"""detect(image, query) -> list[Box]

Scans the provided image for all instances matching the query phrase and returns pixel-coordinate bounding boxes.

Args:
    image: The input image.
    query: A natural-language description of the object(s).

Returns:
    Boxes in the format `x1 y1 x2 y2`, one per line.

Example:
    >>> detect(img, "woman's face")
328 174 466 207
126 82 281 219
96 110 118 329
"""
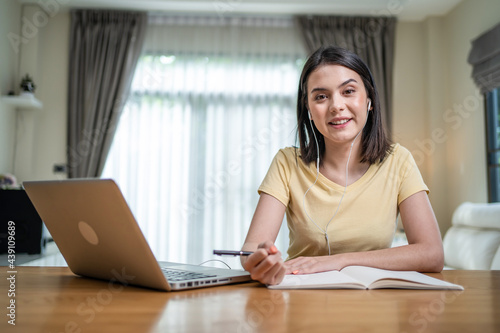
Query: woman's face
306 64 371 147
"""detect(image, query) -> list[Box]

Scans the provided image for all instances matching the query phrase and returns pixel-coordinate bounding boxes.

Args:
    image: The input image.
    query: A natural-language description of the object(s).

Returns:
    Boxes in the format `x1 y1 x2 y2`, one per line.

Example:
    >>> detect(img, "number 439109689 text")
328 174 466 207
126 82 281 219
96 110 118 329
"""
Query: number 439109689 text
7 221 16 269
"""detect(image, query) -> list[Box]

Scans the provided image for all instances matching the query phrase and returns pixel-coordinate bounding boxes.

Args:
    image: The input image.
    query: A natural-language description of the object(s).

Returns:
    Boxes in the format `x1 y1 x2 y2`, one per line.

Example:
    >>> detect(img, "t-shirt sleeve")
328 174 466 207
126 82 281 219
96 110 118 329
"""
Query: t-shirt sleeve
397 146 429 205
258 149 292 207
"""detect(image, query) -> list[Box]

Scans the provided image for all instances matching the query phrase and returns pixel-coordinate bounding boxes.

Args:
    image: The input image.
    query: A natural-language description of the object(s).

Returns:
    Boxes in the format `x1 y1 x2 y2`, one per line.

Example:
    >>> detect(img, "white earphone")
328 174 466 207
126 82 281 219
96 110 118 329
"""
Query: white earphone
303 98 372 255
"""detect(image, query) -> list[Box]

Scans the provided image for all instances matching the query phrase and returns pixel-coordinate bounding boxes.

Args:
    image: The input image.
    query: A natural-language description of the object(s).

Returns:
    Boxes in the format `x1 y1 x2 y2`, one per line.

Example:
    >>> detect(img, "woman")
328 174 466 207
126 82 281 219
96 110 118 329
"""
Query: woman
241 46 444 285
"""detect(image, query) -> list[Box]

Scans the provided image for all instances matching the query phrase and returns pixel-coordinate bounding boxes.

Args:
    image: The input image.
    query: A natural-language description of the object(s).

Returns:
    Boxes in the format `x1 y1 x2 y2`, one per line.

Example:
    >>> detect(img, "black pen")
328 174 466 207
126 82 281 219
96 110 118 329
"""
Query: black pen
213 250 254 256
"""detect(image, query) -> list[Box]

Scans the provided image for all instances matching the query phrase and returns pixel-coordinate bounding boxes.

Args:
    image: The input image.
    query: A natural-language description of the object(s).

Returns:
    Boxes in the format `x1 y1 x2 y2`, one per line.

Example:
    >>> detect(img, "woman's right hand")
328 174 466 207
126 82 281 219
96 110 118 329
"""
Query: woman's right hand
242 241 285 285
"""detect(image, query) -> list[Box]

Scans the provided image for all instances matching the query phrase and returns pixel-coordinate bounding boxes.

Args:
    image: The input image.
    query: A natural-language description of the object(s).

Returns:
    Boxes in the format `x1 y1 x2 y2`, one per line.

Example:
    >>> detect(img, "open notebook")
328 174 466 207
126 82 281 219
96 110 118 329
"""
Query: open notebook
268 266 464 290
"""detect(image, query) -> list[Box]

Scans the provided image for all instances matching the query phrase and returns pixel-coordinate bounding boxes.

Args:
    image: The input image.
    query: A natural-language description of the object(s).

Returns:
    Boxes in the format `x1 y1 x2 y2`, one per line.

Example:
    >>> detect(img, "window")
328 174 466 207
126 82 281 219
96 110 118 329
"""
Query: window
102 17 305 265
467 23 500 201
486 87 500 202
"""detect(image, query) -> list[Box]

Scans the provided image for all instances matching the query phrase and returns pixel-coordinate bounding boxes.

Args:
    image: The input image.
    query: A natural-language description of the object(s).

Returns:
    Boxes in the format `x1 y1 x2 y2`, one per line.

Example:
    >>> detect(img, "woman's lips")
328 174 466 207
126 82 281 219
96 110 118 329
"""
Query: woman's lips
328 118 351 128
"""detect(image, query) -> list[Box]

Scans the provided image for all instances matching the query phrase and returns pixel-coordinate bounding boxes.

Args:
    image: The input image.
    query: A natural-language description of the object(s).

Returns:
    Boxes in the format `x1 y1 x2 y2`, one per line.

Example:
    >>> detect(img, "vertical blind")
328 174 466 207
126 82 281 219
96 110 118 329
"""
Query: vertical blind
467 22 500 94
102 15 305 266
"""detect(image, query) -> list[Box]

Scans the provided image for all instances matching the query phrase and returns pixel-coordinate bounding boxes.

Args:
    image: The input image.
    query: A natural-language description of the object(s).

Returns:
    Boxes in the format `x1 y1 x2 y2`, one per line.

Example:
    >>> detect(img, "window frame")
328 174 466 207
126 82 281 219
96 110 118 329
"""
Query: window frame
485 87 500 202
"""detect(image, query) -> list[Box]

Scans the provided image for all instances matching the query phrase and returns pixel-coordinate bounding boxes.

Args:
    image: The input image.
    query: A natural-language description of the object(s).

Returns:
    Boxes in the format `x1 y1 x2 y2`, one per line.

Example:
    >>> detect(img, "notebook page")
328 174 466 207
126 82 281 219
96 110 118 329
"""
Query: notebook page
268 270 365 289
341 266 463 289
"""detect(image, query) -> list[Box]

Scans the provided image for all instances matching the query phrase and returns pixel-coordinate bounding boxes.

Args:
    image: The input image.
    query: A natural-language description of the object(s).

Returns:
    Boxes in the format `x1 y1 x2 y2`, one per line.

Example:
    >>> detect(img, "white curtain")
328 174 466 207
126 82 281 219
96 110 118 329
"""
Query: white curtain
102 15 305 267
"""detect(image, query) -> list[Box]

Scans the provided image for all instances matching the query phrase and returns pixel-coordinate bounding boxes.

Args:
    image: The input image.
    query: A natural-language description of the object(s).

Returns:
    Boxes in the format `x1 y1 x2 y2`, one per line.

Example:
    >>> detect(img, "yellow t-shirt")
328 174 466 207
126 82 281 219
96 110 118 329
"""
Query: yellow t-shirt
258 144 428 260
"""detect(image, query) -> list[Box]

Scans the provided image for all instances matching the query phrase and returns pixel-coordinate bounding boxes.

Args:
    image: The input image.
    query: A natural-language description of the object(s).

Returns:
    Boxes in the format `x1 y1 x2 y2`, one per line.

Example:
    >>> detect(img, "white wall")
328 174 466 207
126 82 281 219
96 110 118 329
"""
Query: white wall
0 0 21 176
30 8 69 181
2 4 70 183
393 18 450 235
443 0 500 219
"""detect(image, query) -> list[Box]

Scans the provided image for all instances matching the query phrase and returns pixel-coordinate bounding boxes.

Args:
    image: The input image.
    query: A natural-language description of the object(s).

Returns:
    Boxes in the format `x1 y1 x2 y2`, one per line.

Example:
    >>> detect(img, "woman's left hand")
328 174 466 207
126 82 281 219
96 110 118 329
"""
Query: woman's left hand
284 255 344 275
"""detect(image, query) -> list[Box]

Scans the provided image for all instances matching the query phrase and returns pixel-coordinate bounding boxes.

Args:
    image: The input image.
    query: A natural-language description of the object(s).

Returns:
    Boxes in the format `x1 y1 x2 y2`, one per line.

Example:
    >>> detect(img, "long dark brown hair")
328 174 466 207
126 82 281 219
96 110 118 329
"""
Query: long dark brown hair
297 46 391 165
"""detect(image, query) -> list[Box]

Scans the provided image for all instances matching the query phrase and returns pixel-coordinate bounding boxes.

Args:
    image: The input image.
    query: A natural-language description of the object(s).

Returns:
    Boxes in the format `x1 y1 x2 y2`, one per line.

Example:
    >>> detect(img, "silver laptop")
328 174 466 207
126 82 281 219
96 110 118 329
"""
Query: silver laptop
23 179 251 291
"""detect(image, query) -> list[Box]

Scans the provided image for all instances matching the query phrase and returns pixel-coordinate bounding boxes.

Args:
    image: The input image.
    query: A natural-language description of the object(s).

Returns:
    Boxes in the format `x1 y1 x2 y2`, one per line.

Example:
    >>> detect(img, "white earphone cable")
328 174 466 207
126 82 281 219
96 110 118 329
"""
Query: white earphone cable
303 101 370 255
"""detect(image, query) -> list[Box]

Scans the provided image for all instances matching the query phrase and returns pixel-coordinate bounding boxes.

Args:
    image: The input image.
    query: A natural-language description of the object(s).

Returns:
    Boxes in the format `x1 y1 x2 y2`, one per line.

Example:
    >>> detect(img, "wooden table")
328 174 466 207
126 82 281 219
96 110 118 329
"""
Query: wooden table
1 267 499 332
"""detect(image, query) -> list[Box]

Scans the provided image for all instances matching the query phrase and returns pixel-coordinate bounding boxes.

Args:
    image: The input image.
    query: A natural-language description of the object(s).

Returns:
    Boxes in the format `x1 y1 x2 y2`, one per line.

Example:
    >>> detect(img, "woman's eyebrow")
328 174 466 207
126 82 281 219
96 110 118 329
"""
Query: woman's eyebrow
310 79 358 94
337 78 357 89
310 87 328 94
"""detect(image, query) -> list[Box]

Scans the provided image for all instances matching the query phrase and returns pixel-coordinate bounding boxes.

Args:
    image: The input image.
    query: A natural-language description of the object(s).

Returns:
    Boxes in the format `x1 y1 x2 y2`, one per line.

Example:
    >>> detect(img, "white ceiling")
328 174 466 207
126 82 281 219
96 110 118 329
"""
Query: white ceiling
24 0 464 21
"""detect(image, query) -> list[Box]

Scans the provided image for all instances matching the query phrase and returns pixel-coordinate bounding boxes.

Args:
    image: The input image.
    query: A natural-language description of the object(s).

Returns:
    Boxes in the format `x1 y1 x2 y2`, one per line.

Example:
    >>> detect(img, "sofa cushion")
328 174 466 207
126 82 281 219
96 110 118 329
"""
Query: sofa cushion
491 247 500 270
443 226 500 269
452 202 500 229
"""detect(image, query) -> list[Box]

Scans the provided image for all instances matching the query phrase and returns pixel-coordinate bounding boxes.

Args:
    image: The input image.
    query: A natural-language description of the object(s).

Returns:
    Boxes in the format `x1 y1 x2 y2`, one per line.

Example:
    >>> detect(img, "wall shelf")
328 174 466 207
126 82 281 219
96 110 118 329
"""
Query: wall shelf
2 95 43 110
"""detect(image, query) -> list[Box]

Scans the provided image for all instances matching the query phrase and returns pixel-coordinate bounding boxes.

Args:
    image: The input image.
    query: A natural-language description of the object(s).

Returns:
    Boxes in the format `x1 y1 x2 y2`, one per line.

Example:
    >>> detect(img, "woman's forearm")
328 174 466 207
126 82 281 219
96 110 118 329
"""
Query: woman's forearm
334 243 444 272
285 242 444 275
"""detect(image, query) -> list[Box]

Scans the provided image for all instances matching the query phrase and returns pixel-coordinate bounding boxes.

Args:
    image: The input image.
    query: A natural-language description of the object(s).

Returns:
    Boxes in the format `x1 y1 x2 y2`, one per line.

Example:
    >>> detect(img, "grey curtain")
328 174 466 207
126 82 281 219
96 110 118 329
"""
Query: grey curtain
468 22 500 94
67 10 147 178
295 16 396 133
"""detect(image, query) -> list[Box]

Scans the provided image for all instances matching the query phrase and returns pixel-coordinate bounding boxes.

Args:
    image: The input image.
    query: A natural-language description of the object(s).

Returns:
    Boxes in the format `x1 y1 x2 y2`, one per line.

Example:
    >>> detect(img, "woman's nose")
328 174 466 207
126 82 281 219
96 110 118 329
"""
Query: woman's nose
329 95 346 113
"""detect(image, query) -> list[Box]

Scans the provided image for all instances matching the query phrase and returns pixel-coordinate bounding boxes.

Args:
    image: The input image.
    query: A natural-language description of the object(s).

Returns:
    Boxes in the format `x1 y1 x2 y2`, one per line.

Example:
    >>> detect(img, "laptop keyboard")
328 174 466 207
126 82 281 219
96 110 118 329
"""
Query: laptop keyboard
161 267 217 282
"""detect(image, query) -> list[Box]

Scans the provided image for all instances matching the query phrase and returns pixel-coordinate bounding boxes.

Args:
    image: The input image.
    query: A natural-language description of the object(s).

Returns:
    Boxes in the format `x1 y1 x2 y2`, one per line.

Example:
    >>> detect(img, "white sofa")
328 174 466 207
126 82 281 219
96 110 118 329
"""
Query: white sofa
443 202 500 270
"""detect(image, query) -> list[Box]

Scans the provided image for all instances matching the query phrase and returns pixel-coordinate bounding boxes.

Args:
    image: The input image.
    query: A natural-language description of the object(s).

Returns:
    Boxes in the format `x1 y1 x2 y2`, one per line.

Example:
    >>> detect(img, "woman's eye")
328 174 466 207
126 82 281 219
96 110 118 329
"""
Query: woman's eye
315 94 327 100
344 89 355 95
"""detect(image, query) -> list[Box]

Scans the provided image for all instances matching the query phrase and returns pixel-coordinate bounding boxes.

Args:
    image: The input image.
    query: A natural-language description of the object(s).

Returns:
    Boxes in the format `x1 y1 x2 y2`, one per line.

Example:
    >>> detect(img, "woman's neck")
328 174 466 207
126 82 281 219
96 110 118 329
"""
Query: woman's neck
319 140 369 186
